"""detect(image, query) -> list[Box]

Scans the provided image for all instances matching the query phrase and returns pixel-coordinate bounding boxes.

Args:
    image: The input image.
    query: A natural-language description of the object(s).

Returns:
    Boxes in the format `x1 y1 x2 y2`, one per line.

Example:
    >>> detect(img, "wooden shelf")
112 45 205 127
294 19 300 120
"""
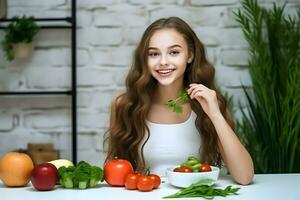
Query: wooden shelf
0 0 78 163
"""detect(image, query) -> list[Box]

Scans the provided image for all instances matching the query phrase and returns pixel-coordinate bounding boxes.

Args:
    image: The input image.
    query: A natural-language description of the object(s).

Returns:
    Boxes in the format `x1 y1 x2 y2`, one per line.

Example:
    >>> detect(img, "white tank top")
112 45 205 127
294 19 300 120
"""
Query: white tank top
143 111 201 177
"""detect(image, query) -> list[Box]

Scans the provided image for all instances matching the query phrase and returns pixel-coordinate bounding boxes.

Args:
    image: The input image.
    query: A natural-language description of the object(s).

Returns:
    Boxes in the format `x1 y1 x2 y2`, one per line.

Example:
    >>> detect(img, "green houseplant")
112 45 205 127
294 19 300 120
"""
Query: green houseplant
1 15 40 61
235 0 300 173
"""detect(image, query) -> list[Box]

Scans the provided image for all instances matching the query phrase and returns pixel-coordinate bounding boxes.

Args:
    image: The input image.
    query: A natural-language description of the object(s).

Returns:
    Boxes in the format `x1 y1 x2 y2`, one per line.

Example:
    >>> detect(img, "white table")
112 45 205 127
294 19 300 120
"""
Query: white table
0 174 299 200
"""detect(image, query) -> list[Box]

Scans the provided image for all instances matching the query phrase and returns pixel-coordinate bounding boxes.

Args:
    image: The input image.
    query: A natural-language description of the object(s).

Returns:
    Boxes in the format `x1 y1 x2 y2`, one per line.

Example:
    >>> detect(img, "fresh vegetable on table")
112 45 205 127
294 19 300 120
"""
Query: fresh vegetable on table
58 161 104 189
201 163 212 172
0 151 34 187
174 156 212 173
125 169 161 192
137 174 154 192
104 157 134 186
149 173 161 189
173 166 193 173
48 159 74 169
163 179 240 199
125 173 140 190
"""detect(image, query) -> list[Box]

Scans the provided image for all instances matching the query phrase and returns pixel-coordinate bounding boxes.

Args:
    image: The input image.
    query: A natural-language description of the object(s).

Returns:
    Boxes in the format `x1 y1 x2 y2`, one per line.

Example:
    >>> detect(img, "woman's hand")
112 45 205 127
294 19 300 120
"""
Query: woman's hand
187 83 221 119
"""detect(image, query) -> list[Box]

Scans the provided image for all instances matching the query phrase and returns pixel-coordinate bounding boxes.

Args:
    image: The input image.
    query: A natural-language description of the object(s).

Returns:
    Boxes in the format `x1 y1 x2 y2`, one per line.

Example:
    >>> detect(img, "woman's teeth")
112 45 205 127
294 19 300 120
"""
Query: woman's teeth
157 69 175 75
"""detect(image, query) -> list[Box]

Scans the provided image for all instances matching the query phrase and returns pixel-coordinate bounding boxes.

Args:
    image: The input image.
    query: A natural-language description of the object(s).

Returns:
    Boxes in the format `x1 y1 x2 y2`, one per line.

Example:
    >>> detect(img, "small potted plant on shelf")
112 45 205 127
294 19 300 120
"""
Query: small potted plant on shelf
1 15 40 61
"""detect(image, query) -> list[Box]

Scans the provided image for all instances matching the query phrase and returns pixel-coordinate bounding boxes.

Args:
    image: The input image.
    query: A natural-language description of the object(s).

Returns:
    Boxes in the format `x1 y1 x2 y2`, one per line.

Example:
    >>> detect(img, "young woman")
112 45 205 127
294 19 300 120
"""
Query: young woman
104 17 254 185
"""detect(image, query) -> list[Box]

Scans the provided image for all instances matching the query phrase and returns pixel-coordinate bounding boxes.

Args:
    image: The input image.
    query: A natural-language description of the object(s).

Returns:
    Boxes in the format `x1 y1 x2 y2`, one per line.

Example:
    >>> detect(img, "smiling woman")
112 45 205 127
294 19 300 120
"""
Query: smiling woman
104 17 254 185
147 29 193 86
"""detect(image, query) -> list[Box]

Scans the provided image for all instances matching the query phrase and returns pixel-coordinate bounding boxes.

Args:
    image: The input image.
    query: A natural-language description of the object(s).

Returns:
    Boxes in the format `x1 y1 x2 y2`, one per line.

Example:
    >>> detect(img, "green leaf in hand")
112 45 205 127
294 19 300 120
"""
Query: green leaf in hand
165 91 189 113
178 91 189 101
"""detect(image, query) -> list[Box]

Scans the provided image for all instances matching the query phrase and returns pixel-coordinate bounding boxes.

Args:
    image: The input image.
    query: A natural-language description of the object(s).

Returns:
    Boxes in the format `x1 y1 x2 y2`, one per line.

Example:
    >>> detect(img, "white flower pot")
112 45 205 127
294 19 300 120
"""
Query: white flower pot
13 42 35 59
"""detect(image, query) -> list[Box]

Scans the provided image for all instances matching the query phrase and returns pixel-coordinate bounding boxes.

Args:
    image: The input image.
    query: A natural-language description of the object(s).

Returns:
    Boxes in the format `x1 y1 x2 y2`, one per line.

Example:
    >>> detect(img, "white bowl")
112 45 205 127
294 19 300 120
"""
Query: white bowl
166 166 220 188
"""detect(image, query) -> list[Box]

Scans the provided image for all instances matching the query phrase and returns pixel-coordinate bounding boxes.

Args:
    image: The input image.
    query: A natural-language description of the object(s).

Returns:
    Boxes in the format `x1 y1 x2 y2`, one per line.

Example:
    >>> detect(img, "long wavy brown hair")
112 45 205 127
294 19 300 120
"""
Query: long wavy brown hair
104 17 235 171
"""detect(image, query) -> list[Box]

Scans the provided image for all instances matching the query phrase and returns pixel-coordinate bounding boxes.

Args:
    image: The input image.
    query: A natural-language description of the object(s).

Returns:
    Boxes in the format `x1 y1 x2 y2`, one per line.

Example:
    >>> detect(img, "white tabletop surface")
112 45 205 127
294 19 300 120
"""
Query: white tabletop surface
0 174 299 200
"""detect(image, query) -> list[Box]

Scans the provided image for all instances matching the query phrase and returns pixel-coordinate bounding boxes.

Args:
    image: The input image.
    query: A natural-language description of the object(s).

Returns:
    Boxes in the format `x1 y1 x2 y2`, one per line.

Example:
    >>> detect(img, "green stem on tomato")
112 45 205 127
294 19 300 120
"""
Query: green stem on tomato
143 168 150 176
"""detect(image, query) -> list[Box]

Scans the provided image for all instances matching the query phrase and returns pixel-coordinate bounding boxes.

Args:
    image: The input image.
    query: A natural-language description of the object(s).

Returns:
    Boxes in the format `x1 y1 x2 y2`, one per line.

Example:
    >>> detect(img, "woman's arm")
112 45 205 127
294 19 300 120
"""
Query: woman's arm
187 83 254 185
211 113 254 185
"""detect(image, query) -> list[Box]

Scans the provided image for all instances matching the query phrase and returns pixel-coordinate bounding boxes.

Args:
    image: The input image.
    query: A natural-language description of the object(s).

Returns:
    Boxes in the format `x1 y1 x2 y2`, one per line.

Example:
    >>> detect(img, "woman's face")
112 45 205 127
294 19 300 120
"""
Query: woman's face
147 28 193 87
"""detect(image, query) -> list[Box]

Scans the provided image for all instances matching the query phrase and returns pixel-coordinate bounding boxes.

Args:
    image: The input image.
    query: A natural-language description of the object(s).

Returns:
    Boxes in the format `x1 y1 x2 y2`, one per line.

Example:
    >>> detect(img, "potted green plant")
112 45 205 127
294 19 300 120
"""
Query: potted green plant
235 0 300 173
1 15 40 61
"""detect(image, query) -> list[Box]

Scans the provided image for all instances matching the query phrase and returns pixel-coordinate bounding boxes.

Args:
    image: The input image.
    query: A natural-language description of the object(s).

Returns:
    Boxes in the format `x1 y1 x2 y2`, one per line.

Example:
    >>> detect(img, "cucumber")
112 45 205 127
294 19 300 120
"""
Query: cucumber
186 159 199 166
187 156 199 162
191 163 202 171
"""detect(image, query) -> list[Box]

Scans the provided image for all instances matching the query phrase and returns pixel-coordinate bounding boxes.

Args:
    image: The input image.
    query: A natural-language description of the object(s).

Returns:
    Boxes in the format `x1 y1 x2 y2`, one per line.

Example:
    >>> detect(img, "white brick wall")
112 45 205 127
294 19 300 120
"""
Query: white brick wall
0 111 14 131
0 0 298 165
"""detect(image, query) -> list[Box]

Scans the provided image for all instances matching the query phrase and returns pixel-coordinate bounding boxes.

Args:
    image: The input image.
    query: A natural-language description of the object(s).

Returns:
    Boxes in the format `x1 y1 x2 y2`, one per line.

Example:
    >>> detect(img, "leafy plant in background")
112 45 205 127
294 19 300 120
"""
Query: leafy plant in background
1 15 39 61
235 0 300 173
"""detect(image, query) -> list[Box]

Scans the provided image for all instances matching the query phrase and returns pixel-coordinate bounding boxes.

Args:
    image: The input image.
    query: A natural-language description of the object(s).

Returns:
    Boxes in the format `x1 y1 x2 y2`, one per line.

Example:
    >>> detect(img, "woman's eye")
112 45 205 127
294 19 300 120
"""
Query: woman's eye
148 52 160 57
170 50 180 56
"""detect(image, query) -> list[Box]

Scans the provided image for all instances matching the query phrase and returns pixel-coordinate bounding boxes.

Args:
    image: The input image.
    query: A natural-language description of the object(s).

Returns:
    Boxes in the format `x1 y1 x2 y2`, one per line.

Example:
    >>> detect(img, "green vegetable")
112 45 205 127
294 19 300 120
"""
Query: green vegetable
58 161 104 189
186 159 199 166
90 166 104 187
180 156 202 172
163 179 240 199
188 156 200 162
165 91 189 113
191 163 202 172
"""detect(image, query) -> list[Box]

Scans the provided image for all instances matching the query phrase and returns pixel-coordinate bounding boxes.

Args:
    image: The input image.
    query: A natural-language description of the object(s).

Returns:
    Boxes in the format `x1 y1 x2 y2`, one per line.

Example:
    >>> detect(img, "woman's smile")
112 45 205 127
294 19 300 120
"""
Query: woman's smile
156 68 176 76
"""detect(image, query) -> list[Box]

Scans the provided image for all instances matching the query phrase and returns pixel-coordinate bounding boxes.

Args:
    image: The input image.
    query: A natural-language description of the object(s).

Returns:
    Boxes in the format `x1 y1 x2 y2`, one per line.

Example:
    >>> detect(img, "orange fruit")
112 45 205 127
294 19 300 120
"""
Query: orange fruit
0 152 34 187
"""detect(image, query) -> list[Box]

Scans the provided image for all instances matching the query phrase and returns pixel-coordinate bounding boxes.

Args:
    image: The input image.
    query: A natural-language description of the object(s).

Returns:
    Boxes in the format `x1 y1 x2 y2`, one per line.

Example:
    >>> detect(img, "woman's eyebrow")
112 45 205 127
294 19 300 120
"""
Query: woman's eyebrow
168 44 182 49
148 47 158 50
148 44 182 50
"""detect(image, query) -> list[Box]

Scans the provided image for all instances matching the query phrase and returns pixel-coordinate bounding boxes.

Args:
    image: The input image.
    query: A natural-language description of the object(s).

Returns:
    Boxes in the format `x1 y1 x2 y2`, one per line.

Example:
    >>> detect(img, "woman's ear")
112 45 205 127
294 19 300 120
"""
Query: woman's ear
187 51 194 64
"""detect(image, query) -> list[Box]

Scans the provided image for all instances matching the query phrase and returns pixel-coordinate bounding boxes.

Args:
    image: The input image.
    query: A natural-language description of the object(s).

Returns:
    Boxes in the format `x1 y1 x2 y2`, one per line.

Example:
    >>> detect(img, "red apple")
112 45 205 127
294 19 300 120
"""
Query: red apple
31 163 58 191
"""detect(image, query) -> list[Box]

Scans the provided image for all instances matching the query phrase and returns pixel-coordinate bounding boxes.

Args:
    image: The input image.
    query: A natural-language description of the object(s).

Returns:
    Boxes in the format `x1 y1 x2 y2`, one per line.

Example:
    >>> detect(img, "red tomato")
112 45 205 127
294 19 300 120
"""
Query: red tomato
137 175 153 192
30 163 58 191
148 174 161 189
173 166 193 173
201 163 212 172
124 173 140 190
134 171 142 175
104 158 134 186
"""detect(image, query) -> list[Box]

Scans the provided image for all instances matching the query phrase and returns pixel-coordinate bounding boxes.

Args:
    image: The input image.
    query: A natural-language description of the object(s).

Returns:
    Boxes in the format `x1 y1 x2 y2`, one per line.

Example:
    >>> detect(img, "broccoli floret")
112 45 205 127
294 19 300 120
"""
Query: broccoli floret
73 161 91 188
58 161 103 189
58 166 76 188
76 173 90 189
61 172 74 188
90 166 104 187
76 161 91 170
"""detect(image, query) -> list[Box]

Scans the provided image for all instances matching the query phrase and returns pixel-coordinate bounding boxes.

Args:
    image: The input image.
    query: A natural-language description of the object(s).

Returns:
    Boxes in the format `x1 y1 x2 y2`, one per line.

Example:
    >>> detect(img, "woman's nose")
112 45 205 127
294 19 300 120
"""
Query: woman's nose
160 54 169 66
